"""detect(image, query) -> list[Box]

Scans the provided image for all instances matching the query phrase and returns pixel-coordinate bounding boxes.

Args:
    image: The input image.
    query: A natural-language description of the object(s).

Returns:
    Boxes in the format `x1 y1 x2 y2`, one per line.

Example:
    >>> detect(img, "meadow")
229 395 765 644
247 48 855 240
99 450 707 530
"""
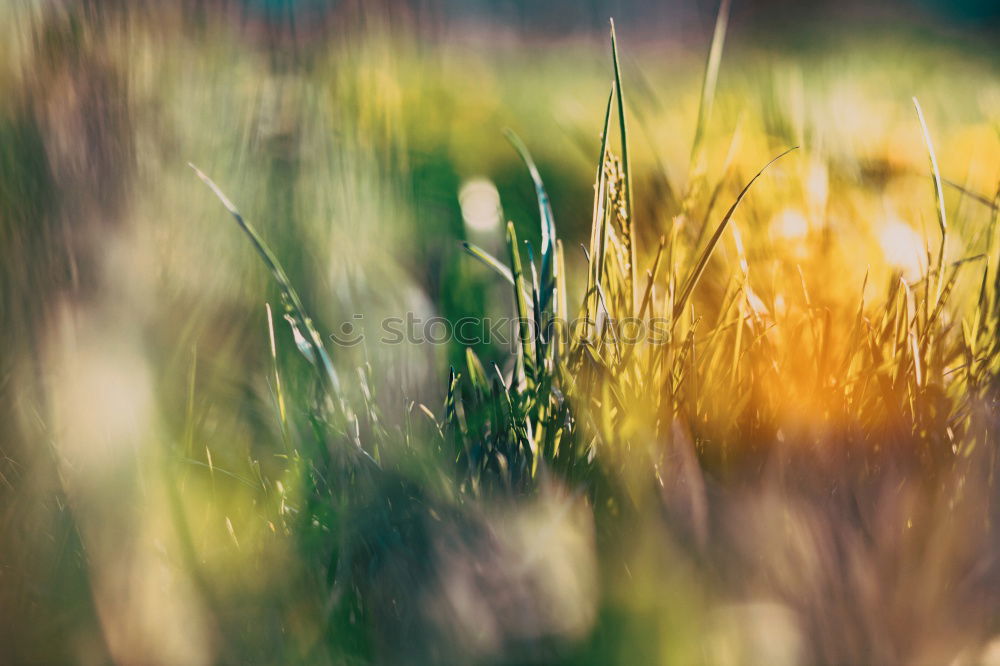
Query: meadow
1 2 999 664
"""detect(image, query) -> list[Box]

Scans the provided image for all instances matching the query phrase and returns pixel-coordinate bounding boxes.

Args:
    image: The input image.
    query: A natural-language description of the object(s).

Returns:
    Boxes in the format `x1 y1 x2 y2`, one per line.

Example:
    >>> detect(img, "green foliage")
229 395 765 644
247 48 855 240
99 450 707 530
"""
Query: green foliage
192 14 1000 666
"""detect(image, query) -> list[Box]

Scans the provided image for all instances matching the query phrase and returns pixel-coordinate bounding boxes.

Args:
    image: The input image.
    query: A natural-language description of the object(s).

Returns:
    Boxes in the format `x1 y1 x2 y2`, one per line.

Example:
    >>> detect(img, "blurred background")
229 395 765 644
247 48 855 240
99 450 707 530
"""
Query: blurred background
0 0 997 664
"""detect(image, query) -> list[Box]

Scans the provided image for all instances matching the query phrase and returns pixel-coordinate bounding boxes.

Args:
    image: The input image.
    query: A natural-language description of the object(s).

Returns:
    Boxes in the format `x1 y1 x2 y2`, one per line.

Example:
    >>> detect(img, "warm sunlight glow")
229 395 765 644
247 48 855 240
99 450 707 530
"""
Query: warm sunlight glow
460 178 502 233
805 159 828 218
879 217 927 281
775 208 809 240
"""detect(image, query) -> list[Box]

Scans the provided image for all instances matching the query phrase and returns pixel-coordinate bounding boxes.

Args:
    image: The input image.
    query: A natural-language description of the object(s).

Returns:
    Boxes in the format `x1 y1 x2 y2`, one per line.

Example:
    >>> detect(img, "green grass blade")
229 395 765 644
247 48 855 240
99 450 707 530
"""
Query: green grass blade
463 240 514 285
610 19 636 313
462 240 534 305
504 129 557 292
190 163 377 467
587 82 617 330
691 0 731 168
673 146 798 321
265 303 289 446
507 221 535 391
466 347 490 398
912 97 948 294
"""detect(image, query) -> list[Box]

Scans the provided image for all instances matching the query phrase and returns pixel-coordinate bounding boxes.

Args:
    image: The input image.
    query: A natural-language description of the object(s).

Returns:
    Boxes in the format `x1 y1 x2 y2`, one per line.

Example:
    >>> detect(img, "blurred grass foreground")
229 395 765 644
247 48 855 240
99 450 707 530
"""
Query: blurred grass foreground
1 1 999 664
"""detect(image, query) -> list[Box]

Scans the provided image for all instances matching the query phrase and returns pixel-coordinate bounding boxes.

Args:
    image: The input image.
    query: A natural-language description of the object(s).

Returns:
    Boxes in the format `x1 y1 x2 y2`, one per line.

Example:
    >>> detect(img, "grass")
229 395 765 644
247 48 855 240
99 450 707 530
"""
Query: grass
187 16 1000 665
2 2 1000 664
